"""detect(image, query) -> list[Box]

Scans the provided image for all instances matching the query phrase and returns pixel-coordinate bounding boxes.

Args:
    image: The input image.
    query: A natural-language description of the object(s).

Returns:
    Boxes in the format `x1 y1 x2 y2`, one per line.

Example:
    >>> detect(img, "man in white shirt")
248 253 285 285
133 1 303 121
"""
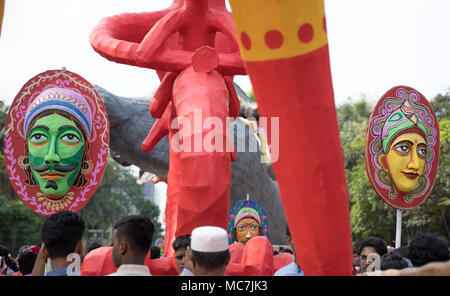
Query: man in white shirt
184 226 230 276
108 215 154 276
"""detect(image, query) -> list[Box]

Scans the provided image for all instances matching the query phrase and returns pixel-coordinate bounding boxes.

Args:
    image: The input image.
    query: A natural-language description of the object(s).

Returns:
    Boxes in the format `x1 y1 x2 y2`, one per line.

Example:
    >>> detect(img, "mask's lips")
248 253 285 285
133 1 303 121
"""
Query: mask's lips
402 171 419 179
39 172 66 180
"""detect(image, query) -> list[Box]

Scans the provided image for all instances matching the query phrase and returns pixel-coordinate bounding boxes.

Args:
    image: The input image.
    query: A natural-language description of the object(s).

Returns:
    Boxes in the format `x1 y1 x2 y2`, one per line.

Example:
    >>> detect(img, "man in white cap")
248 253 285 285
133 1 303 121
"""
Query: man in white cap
185 226 230 276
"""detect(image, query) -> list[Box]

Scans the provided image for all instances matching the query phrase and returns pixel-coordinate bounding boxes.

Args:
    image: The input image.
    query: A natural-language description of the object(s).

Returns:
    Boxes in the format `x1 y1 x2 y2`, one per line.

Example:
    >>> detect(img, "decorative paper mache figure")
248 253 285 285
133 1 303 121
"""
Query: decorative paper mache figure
365 86 439 209
4 69 109 215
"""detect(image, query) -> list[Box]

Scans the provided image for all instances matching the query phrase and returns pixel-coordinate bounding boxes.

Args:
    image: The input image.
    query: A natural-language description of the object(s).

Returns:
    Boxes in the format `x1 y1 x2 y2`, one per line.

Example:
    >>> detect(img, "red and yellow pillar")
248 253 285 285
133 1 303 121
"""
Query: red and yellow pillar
229 0 353 275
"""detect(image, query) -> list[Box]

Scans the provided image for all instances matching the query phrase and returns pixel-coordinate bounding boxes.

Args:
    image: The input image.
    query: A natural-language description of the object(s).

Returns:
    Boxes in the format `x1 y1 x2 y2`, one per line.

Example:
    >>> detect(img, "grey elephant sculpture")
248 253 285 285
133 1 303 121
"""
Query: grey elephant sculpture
95 83 287 245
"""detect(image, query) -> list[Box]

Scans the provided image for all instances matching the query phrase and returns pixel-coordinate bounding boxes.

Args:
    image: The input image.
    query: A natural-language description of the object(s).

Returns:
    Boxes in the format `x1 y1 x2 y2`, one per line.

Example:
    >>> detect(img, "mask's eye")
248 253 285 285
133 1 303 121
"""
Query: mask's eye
237 225 246 232
417 147 428 158
30 133 48 144
394 145 409 154
251 225 259 231
60 134 80 144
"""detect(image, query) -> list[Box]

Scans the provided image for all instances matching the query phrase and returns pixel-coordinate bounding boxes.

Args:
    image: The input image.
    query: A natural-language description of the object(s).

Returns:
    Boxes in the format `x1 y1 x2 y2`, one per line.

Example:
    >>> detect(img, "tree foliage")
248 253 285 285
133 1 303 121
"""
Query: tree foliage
338 94 450 246
78 157 163 244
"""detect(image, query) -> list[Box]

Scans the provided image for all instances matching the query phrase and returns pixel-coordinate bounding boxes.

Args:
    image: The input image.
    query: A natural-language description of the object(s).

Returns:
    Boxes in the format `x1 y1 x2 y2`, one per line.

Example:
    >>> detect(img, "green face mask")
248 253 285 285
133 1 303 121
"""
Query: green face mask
27 113 85 199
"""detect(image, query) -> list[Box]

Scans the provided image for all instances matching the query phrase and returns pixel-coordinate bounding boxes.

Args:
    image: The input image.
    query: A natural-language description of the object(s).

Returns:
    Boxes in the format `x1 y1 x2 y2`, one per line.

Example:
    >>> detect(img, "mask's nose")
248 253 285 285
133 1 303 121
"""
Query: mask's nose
44 138 61 164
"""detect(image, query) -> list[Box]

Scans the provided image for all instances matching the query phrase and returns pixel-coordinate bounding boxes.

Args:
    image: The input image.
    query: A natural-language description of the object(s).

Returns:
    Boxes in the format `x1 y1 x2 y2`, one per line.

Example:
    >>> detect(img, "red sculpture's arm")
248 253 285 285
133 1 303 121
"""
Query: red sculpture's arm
135 8 245 75
224 76 240 119
135 10 186 70
89 11 168 66
141 105 170 153
149 72 178 118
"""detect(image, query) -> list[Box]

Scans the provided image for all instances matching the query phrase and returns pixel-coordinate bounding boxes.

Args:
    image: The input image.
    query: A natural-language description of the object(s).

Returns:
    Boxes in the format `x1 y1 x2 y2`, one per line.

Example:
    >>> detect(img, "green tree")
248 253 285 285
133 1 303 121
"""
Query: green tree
78 157 163 244
0 195 45 255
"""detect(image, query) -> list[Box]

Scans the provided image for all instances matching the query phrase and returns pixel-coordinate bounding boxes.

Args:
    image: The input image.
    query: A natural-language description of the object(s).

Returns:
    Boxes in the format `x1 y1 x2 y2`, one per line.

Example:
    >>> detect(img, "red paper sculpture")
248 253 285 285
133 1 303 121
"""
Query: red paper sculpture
365 86 440 209
4 70 109 215
229 0 353 275
90 0 244 256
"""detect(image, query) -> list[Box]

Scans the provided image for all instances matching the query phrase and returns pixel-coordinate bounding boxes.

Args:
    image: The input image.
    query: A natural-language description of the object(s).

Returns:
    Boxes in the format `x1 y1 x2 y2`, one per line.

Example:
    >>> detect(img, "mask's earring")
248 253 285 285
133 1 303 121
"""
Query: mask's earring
81 159 93 175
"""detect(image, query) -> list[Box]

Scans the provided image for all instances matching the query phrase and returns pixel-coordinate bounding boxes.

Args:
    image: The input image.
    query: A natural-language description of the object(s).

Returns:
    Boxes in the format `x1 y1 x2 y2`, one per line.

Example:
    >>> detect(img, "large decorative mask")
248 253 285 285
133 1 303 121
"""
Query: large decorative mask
365 86 439 209
4 70 109 215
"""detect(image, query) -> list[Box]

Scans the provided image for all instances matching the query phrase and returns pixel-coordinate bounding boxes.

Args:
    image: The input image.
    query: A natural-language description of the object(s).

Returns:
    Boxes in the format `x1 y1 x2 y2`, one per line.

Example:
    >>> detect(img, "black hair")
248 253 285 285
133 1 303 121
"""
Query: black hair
394 246 410 258
85 241 102 255
191 249 230 268
172 235 191 251
0 245 19 272
41 210 85 258
380 252 408 270
150 246 161 259
18 252 38 275
114 215 154 255
409 233 449 267
358 237 388 257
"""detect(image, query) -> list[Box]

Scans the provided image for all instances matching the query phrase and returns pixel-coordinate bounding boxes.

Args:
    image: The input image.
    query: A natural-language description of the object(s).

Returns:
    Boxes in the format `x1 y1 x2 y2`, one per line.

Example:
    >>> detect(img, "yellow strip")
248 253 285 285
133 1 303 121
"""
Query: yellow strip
229 0 328 62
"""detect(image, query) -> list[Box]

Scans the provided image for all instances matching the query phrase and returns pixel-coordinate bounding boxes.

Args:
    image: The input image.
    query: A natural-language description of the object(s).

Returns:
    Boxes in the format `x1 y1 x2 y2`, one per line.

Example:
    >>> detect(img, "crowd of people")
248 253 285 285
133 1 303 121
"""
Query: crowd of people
0 210 449 276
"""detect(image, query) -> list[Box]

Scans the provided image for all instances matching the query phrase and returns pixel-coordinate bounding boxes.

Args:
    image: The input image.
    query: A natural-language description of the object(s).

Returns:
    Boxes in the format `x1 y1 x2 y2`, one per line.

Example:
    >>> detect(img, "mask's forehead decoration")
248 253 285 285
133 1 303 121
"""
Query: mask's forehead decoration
24 87 93 139
381 100 430 160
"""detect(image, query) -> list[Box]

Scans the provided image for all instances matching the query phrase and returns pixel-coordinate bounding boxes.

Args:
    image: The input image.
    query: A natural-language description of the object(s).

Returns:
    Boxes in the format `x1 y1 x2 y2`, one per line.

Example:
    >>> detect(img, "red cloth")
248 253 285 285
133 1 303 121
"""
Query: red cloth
144 251 178 276
273 252 295 271
81 246 117 276
11 271 23 276
81 246 179 276
229 242 244 264
240 236 274 276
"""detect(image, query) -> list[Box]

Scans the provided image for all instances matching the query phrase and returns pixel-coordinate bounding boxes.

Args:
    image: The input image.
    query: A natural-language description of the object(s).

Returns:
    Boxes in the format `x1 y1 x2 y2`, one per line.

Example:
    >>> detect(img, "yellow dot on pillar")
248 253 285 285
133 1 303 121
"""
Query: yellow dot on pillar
229 0 328 62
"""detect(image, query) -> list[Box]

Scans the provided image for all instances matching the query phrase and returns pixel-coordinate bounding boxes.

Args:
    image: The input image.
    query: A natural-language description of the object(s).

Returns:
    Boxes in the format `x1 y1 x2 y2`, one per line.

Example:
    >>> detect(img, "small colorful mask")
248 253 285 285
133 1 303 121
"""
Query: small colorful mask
228 199 269 245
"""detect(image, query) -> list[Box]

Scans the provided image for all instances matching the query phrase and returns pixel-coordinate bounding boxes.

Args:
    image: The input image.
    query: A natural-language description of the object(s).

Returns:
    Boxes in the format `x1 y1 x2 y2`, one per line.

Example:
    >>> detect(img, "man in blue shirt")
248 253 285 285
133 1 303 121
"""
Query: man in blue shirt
274 225 304 276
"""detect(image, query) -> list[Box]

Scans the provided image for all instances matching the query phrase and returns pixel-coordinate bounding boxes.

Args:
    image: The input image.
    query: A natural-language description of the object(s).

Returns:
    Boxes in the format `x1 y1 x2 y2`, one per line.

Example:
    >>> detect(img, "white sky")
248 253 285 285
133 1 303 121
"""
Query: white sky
1 0 450 107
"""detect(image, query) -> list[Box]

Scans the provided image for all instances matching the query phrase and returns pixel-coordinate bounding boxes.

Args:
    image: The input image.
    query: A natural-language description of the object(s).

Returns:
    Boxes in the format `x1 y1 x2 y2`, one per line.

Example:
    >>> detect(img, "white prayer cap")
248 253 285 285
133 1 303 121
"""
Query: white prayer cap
191 226 229 252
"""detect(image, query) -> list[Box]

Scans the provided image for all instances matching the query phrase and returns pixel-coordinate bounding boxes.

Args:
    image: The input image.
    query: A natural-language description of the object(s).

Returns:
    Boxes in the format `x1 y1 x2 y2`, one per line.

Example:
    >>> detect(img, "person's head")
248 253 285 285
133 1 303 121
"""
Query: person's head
172 234 191 273
380 251 409 271
358 237 388 273
18 251 38 275
22 88 93 200
233 207 261 246
150 246 161 259
284 225 296 259
394 246 410 258
408 233 449 267
377 101 432 198
188 226 230 276
112 215 154 268
84 241 102 256
0 245 18 273
41 210 85 259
